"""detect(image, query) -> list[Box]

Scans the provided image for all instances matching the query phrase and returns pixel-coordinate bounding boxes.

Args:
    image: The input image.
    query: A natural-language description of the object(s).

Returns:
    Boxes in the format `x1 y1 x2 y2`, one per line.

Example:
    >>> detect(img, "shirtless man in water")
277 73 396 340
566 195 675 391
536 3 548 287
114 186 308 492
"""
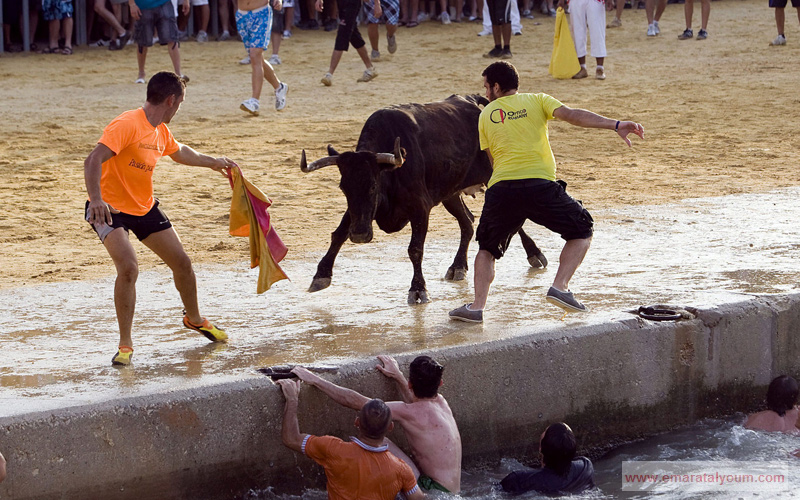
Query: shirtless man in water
292 355 462 493
745 375 800 434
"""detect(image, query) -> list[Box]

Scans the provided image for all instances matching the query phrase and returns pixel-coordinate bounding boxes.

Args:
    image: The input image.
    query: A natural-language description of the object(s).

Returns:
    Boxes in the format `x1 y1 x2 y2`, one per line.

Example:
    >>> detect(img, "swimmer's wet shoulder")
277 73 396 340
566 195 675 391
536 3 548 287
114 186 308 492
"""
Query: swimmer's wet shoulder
500 456 595 495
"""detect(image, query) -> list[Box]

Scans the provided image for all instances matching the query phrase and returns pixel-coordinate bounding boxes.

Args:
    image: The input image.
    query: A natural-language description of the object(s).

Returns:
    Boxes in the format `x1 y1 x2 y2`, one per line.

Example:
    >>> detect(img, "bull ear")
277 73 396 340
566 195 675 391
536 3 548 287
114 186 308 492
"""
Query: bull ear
327 144 340 156
301 149 340 172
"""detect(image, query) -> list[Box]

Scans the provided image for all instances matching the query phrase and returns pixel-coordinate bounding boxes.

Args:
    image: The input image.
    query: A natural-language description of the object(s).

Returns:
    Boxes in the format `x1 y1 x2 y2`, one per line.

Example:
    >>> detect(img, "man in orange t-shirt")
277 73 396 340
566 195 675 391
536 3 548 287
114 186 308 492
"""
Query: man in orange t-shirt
84 71 238 366
277 379 425 500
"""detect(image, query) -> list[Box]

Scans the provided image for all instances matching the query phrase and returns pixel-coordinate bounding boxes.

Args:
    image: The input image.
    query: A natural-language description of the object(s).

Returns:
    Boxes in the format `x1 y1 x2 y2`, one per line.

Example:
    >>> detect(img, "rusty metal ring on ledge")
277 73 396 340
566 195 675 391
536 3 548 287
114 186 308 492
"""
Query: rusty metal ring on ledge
638 306 682 321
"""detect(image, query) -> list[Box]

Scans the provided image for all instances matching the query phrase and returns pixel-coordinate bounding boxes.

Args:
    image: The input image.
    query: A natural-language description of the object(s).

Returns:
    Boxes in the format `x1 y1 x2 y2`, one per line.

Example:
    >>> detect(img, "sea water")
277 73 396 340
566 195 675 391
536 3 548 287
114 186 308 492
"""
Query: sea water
244 417 800 499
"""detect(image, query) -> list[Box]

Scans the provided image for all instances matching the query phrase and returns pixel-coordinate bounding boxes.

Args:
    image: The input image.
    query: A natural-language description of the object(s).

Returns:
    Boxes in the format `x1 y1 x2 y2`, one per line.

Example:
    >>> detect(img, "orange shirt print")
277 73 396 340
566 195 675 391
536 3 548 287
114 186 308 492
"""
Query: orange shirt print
95 108 180 216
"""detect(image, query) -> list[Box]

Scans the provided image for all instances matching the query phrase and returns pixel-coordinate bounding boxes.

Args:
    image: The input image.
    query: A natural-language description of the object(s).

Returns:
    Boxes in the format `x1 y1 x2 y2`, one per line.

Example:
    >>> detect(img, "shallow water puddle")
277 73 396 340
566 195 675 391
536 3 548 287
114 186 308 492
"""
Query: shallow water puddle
2 188 799 416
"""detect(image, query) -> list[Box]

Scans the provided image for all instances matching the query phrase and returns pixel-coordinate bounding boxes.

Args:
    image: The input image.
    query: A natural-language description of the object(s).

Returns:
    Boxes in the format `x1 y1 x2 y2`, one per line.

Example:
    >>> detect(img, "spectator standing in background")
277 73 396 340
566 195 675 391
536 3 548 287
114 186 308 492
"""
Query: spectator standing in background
318 0 379 85
217 0 235 39
237 0 289 114
482 0 514 58
42 0 74 54
479 0 522 38
558 0 607 79
268 0 294 65
677 0 709 39
363 0 398 61
645 0 667 36
2 0 40 52
769 0 800 45
130 0 190 83
94 0 131 50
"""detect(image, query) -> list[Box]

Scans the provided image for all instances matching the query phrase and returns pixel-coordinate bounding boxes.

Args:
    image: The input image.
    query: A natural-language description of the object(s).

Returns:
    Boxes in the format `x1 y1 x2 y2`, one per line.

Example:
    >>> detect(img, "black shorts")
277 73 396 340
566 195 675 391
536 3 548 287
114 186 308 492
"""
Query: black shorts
476 179 594 260
3 0 39 20
334 0 366 51
485 0 513 25
85 200 173 242
770 0 799 7
133 1 180 47
272 9 285 33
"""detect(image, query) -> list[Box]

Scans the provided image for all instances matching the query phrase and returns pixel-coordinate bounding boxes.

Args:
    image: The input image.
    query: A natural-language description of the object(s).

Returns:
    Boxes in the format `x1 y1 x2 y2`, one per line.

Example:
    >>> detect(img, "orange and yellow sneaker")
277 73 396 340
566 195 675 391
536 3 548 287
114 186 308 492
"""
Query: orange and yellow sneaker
112 346 134 366
183 314 228 342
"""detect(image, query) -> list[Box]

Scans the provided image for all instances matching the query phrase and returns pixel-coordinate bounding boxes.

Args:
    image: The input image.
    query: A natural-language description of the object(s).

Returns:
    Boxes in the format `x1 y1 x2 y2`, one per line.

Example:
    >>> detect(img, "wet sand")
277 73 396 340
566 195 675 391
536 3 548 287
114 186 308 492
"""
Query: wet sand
3 188 800 415
1 0 800 413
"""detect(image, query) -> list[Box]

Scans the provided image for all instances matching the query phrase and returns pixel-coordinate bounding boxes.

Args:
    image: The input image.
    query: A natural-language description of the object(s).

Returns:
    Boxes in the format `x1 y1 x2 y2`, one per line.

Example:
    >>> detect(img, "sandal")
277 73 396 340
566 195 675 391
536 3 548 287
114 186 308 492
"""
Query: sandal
62 46 73 55
41 47 62 54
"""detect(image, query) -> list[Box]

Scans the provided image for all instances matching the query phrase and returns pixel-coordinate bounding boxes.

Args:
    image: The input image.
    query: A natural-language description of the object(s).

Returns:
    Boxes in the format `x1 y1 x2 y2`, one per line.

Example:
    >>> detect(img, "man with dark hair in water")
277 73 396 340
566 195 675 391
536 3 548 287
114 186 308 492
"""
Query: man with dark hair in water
407 355 443 398
277 379 424 499
745 375 800 433
292 355 462 493
500 423 595 495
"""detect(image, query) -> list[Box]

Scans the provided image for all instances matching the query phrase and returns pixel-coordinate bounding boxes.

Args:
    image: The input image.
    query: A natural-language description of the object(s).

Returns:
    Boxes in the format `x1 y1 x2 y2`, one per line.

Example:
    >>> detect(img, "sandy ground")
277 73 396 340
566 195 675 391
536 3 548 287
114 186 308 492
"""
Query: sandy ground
1 0 799 290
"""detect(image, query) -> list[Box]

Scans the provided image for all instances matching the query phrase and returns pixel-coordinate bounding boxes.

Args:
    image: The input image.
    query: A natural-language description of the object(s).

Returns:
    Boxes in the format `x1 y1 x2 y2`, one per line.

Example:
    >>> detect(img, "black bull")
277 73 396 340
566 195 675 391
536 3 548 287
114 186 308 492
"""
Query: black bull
300 94 547 304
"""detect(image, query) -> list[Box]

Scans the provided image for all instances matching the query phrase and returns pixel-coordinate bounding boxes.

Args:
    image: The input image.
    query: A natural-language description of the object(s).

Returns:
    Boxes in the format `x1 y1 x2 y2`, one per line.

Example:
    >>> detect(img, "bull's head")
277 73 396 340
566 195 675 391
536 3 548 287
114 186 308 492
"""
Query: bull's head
301 138 405 244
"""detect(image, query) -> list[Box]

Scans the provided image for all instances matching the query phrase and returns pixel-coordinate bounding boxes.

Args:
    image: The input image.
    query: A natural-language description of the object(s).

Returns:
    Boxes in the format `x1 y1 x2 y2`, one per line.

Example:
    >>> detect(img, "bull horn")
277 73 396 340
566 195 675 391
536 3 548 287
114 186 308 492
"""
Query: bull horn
376 137 405 166
301 148 340 172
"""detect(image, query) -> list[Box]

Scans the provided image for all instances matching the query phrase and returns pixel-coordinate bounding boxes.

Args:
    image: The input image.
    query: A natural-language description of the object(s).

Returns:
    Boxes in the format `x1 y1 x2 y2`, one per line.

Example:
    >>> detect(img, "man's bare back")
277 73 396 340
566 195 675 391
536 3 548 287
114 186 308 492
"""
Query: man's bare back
745 407 800 434
292 355 463 492
385 393 462 492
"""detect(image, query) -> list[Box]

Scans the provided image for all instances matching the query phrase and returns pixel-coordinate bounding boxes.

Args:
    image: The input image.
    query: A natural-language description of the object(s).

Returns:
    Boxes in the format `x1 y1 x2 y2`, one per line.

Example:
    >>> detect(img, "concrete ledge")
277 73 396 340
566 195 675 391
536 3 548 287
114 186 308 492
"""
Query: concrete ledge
3 294 799 499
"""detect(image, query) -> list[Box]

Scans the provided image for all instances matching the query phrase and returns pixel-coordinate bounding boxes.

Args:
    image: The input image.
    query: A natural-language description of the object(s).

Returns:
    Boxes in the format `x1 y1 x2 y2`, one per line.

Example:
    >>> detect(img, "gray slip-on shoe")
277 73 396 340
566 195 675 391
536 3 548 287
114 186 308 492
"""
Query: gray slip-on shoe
545 287 587 312
449 304 483 323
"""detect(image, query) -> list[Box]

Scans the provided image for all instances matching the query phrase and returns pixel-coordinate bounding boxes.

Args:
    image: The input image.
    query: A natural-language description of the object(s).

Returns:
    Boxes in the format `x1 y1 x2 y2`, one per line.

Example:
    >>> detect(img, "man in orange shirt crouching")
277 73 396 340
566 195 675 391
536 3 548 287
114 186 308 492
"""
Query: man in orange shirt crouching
84 71 238 366
277 379 425 500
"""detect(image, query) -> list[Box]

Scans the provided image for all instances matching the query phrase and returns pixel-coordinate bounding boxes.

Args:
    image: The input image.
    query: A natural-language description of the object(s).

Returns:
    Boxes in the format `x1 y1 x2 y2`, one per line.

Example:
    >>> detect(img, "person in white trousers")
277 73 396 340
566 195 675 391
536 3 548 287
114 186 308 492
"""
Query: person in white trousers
559 0 606 79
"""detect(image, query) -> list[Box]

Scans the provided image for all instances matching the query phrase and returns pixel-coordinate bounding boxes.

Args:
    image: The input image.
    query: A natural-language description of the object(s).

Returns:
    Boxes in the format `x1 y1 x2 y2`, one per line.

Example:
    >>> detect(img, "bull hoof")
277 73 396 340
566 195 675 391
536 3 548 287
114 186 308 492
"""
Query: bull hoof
445 266 468 281
308 277 332 292
408 289 430 305
528 251 548 269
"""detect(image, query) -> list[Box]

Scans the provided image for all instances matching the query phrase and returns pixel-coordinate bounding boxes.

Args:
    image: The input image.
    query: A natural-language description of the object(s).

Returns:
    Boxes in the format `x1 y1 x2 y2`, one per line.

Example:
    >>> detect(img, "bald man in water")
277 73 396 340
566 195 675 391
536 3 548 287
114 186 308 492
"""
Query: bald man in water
292 355 462 493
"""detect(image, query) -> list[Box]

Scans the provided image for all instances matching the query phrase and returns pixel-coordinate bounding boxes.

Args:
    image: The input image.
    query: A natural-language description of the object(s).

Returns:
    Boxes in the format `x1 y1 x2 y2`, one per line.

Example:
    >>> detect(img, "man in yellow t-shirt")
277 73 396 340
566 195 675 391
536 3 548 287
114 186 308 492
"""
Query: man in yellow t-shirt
449 61 644 323
277 379 425 500
84 71 239 366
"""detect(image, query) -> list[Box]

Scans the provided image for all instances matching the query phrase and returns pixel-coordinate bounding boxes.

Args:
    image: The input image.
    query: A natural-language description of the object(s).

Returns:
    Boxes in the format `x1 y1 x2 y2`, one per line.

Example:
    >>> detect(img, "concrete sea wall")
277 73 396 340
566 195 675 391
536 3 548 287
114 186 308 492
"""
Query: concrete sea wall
2 294 799 499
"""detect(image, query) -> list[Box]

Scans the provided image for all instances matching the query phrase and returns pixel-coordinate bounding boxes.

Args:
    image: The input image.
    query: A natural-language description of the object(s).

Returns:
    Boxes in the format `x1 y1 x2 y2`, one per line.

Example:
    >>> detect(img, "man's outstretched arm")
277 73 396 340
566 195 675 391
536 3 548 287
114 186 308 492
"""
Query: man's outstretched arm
552 105 645 147
169 143 237 176
292 367 370 411
277 379 308 453
376 355 415 403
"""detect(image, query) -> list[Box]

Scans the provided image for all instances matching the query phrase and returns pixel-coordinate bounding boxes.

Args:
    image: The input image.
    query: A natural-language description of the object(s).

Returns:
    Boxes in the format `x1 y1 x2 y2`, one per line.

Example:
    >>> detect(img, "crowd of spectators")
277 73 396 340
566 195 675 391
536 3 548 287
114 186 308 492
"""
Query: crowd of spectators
2 0 799 78
2 0 561 55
